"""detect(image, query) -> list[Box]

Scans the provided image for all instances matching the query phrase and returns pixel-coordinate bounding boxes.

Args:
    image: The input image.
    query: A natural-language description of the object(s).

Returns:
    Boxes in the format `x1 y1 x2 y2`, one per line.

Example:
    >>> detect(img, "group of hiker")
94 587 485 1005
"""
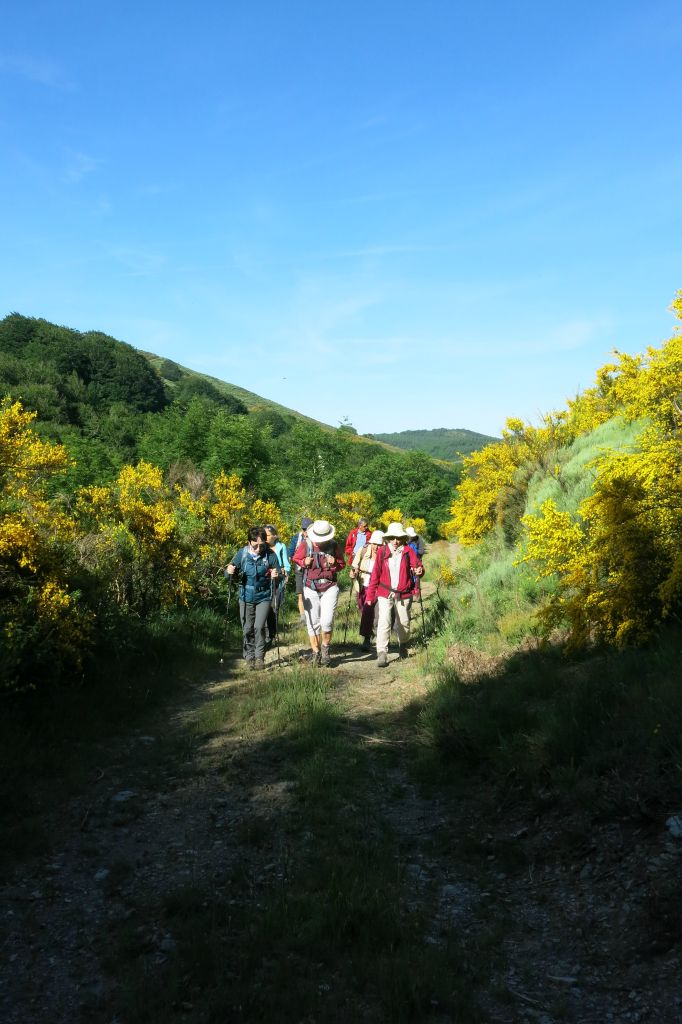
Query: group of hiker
225 517 425 670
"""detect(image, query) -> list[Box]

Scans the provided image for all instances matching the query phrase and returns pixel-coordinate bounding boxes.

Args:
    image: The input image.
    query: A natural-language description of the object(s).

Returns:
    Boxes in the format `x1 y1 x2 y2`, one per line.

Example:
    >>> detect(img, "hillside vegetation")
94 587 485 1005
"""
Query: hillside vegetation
417 291 682 819
368 426 498 461
0 313 456 692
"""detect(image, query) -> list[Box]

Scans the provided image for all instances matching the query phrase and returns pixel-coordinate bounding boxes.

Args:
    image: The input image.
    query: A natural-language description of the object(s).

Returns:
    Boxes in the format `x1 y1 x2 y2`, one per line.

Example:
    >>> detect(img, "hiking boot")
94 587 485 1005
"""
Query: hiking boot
398 646 409 659
377 651 388 668
305 650 321 667
246 659 256 671
360 637 372 651
254 658 265 671
320 644 331 667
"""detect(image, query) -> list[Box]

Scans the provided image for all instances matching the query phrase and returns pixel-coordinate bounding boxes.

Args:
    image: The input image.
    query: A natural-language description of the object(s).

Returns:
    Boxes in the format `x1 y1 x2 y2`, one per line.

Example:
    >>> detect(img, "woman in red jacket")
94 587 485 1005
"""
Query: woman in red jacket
292 519 345 667
364 522 424 668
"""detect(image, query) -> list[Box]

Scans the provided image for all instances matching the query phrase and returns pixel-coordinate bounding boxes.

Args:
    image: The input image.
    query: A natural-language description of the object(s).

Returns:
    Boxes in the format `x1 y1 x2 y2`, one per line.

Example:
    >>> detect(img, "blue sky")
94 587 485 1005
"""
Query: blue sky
1 0 681 436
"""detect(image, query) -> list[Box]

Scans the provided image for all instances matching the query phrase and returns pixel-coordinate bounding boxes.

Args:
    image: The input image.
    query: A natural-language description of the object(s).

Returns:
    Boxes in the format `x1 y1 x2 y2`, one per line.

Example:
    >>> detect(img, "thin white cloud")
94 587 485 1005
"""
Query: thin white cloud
62 150 101 185
0 54 73 89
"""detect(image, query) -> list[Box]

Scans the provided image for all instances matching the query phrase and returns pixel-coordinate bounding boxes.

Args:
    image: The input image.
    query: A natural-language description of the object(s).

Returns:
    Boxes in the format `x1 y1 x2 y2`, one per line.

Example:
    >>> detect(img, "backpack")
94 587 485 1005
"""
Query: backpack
303 541 339 593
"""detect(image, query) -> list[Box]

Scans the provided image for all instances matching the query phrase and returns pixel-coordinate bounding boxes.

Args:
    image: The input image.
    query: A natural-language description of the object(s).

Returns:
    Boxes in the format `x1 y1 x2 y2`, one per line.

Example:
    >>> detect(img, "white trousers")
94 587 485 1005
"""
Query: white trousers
376 594 412 652
303 584 340 637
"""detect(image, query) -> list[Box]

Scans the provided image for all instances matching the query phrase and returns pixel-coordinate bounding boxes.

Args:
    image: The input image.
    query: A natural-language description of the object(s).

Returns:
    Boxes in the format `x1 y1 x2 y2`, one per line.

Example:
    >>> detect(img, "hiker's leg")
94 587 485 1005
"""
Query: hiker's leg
265 604 276 643
359 592 374 639
304 588 321 651
253 601 270 662
240 600 255 662
319 584 339 639
295 569 305 616
319 586 339 667
394 598 412 646
376 595 393 654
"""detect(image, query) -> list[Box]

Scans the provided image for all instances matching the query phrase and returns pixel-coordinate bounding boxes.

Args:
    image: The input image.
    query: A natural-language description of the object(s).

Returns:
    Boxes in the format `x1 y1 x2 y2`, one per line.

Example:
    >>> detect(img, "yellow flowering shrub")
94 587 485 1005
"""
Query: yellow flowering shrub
334 491 375 536
522 298 682 645
0 399 90 690
378 507 404 529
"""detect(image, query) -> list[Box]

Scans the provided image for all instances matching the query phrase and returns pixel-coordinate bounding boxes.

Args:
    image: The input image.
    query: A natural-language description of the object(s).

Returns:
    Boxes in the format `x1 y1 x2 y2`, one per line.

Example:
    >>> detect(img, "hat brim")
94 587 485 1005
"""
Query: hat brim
307 526 336 544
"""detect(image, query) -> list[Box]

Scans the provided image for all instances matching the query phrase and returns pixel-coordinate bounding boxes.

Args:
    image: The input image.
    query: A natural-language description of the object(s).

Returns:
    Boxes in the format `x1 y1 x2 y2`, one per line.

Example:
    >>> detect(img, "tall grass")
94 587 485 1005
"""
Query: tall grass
418 625 682 809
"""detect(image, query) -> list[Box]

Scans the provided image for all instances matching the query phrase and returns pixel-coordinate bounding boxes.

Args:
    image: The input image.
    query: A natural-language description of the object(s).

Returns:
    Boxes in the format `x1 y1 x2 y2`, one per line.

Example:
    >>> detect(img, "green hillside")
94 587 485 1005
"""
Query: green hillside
0 313 458 535
367 427 499 461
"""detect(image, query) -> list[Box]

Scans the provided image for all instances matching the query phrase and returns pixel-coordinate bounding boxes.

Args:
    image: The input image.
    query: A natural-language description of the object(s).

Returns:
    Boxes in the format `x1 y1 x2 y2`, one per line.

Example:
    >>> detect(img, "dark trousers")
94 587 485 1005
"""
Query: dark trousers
239 599 270 662
266 581 285 642
357 585 376 639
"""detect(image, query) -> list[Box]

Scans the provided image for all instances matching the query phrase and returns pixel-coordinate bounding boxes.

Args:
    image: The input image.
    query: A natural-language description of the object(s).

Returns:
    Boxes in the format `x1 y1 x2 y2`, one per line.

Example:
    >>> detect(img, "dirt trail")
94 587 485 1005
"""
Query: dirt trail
2 550 681 1023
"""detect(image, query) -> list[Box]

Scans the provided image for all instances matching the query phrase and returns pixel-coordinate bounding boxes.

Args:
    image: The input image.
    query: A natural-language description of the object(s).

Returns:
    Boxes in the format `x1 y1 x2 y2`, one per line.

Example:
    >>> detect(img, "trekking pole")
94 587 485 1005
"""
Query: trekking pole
343 571 356 645
417 588 429 665
271 577 282 668
220 572 235 665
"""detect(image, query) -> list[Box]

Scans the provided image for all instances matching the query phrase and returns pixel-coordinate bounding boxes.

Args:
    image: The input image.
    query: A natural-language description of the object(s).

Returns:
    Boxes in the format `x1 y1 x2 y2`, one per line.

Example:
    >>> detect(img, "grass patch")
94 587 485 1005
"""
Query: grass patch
417 626 682 810
105 663 484 1023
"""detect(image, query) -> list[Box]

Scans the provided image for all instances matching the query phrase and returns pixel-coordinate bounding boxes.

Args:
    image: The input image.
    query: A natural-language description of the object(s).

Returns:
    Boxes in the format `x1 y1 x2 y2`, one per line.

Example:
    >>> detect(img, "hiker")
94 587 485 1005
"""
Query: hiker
265 525 290 644
225 526 280 670
364 522 424 668
405 525 426 557
292 519 345 667
345 517 371 561
288 517 313 621
349 529 384 650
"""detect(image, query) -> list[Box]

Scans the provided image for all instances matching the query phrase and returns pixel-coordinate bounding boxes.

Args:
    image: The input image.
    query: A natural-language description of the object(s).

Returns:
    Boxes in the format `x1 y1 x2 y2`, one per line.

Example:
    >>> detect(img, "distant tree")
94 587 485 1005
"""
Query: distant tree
159 358 182 381
173 376 247 415
338 417 357 435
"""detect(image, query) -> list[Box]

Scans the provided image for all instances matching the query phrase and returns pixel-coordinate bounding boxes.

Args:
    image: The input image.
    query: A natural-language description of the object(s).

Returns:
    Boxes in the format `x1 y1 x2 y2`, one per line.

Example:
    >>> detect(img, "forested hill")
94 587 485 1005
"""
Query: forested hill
0 313 458 536
367 427 499 461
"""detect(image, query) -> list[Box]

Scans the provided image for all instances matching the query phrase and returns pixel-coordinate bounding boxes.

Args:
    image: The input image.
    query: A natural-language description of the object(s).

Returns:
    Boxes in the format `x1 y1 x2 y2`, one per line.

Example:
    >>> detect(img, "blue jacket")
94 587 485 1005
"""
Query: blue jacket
230 547 279 604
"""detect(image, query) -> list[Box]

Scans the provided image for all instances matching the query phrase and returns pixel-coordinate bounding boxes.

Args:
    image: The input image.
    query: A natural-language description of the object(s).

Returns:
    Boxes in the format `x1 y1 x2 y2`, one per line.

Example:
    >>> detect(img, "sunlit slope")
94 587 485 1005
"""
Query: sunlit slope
142 351 410 454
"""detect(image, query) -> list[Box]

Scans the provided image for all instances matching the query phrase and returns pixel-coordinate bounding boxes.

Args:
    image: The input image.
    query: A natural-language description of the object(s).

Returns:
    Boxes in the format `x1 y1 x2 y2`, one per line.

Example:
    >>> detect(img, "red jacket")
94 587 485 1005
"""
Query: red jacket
345 527 372 558
292 540 346 586
365 544 423 603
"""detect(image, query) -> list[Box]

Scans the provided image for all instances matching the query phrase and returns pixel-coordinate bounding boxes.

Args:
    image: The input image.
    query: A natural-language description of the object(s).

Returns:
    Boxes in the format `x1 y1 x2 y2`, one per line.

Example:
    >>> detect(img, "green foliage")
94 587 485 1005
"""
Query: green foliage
172 374 248 414
0 312 454 548
369 426 499 460
158 358 182 381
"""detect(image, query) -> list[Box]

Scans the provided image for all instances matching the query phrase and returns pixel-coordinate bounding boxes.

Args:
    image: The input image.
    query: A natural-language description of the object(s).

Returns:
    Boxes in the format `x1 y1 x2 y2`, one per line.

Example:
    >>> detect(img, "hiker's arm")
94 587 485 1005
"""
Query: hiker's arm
364 555 381 604
288 544 311 569
268 553 280 578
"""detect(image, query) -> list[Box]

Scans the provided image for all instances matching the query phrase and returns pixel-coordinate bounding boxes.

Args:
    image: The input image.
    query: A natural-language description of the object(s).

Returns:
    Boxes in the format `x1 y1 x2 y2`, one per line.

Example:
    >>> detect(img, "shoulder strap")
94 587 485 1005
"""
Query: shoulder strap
239 546 249 573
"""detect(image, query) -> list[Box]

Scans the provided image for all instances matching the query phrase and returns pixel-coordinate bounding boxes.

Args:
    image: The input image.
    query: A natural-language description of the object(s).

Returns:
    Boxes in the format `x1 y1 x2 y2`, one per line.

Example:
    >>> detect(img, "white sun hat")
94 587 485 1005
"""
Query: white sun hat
383 521 408 540
405 526 417 537
307 519 336 544
369 530 384 544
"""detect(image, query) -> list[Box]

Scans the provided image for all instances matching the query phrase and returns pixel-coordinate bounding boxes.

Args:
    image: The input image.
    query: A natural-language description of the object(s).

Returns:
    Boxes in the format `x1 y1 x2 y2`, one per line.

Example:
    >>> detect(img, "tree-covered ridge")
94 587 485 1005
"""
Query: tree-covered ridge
367 427 499 461
443 291 682 648
0 313 457 535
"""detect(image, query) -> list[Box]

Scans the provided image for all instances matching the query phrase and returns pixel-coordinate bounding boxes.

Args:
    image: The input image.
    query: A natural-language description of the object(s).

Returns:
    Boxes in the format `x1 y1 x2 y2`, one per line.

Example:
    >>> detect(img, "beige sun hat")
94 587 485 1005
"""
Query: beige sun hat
307 519 336 544
369 529 384 544
383 521 408 540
